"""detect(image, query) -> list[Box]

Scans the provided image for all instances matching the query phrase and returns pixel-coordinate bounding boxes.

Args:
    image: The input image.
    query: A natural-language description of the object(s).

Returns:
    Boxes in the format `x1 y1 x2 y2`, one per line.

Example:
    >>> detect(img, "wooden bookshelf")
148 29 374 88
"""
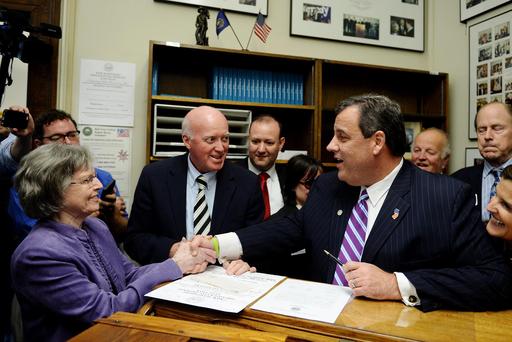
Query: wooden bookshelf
147 41 448 164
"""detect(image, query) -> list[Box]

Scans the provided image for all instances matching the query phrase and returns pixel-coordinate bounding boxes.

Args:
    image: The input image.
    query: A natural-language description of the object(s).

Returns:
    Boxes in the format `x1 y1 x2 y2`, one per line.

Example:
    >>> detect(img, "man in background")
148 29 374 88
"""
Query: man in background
124 106 264 265
7 110 127 242
452 102 512 222
411 127 450 174
238 115 285 219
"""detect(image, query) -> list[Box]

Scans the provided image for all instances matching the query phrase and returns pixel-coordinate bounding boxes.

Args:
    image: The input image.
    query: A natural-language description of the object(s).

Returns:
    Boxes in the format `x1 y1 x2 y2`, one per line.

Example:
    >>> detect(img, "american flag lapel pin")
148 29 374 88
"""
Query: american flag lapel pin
392 208 400 220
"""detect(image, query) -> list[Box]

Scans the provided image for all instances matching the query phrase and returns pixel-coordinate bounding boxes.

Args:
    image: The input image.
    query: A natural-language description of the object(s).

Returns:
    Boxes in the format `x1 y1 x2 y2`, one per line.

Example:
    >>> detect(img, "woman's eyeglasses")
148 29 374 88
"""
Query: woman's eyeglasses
300 178 315 189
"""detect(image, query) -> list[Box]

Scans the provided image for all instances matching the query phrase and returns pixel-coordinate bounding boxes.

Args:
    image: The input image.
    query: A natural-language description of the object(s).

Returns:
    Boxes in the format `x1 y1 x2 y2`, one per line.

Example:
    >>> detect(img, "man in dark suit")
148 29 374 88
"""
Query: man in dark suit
198 94 512 312
124 106 264 265
452 102 512 222
237 115 286 218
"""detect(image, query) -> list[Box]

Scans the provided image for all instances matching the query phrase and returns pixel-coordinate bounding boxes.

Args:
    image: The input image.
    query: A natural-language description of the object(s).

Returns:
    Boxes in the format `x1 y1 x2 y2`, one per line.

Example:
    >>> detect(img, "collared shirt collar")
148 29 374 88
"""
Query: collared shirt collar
187 155 217 187
483 159 512 177
248 159 278 181
365 159 403 208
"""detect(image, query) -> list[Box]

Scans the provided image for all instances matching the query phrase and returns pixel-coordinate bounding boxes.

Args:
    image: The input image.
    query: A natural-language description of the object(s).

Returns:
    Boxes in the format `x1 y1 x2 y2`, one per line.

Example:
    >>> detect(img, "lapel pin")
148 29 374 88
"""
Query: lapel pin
337 209 343 216
392 208 400 220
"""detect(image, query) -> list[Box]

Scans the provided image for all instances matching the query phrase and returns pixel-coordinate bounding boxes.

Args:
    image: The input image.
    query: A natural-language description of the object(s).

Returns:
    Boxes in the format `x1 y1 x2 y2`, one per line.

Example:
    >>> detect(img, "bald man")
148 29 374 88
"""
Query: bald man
411 128 450 174
124 106 264 265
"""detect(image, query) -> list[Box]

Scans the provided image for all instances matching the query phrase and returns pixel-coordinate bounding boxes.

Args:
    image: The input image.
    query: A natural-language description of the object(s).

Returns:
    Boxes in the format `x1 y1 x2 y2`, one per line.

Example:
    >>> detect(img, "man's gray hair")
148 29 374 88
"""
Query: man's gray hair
14 144 93 219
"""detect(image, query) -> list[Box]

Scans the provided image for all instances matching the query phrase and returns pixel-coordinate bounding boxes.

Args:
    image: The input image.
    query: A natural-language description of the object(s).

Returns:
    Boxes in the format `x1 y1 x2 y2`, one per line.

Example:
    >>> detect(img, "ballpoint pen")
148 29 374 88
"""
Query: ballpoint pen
323 249 344 268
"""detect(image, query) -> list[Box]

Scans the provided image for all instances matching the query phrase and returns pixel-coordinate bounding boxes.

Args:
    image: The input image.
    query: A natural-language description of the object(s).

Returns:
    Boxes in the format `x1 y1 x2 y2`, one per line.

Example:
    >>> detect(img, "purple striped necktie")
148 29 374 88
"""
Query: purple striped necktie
333 189 369 286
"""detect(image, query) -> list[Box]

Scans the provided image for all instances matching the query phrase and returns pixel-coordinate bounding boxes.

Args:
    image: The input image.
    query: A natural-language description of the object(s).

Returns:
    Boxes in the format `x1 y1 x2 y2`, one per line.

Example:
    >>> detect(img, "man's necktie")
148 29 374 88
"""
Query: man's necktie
333 190 369 286
193 175 211 235
489 169 501 201
259 172 270 219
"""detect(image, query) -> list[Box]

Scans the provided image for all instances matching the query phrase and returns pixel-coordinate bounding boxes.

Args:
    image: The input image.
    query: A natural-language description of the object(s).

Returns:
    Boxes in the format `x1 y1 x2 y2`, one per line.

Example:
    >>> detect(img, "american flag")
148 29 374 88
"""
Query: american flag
254 12 271 43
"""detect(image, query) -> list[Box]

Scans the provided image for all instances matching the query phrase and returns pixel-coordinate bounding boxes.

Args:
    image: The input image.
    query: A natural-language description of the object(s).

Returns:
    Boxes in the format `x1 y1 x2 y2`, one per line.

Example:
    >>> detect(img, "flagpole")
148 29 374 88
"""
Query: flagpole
245 18 257 50
230 26 244 50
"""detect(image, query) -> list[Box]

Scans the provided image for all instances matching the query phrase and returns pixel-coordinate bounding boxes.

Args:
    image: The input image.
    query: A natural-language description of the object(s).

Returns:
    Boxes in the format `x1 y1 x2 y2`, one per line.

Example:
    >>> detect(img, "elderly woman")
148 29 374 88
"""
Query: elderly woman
11 144 216 341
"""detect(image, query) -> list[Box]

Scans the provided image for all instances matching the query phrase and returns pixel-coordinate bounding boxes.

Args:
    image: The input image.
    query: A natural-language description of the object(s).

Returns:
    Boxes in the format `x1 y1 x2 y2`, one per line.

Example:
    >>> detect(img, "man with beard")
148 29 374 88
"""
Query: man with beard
453 102 512 222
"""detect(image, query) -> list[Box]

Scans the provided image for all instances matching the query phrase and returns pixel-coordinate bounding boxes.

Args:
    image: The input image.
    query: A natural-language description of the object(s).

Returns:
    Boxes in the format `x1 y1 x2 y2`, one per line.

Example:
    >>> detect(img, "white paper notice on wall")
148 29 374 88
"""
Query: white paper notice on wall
78 59 135 127
78 124 132 207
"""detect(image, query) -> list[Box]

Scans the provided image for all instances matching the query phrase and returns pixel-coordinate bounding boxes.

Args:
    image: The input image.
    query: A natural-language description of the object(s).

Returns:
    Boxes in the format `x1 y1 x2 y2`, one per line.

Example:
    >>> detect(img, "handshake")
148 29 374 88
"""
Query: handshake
170 236 255 276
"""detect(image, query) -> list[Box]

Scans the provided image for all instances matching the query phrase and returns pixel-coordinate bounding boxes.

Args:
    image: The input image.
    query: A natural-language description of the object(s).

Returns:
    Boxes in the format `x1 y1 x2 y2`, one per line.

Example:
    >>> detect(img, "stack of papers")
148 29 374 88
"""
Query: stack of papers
145 265 353 323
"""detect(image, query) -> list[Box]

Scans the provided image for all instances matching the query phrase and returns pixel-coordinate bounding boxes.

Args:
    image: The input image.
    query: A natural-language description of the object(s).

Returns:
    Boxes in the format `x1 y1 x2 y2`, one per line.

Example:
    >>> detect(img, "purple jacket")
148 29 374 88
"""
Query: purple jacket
11 216 182 342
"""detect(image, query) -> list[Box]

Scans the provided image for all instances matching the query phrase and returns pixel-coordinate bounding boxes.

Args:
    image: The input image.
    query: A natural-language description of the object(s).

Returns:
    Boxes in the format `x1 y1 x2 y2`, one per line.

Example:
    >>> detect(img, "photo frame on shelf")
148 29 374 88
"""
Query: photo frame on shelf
154 0 268 15
460 0 510 22
290 0 424 51
468 10 512 139
403 121 422 159
465 147 484 167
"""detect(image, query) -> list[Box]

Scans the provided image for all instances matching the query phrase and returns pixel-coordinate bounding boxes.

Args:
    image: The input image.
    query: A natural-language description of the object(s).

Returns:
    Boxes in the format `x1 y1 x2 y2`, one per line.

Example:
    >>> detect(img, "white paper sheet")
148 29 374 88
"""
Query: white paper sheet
145 265 285 313
251 278 352 323
78 59 135 127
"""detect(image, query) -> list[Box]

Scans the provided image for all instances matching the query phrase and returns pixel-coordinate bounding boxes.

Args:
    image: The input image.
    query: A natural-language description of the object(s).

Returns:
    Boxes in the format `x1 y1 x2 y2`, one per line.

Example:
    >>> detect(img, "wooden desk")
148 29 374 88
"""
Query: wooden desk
69 311 288 341
141 297 512 341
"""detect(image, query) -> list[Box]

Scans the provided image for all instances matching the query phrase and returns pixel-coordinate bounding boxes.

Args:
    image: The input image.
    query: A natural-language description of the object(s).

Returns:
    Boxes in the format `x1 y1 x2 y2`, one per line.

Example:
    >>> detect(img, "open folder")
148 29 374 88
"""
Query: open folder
145 265 353 323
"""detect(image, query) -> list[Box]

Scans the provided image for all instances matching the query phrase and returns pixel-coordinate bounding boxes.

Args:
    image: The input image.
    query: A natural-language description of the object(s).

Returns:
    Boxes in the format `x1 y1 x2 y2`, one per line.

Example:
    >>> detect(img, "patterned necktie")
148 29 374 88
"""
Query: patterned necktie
193 175 211 235
259 172 270 219
333 189 369 286
489 169 501 201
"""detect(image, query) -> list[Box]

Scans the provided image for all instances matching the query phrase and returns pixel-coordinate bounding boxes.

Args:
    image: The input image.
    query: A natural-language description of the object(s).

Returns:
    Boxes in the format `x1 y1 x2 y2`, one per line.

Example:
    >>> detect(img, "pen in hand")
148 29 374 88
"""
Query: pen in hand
323 249 344 268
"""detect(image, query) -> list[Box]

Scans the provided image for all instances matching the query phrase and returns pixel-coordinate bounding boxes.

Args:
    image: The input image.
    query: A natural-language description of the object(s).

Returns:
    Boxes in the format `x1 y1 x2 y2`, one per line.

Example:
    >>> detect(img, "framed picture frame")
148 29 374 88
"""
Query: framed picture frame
460 0 511 22
403 121 422 159
154 0 268 15
468 10 511 139
290 0 424 52
465 147 484 167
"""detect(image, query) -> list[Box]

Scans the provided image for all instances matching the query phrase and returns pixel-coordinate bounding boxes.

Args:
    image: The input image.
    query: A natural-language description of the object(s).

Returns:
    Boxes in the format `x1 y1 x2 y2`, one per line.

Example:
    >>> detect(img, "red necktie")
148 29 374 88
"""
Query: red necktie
259 172 270 219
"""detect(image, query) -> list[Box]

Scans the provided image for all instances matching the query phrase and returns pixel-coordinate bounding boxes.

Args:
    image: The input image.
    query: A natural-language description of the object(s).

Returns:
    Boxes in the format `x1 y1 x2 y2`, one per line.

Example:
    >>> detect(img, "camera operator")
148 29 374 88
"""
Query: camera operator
0 105 34 176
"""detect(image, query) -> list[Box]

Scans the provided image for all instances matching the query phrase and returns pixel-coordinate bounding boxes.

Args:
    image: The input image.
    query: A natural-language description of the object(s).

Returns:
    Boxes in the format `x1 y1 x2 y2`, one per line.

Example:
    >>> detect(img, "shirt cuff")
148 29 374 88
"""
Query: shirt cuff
394 272 421 306
216 232 243 260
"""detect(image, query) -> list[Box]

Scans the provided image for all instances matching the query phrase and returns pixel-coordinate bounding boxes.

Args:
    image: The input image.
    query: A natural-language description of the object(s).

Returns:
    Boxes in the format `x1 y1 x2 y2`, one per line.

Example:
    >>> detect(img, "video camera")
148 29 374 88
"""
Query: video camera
0 6 61 102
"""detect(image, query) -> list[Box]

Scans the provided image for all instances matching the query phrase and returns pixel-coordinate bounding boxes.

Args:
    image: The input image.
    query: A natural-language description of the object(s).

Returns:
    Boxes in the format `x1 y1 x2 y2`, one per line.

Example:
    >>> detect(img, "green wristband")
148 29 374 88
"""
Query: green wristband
211 236 220 257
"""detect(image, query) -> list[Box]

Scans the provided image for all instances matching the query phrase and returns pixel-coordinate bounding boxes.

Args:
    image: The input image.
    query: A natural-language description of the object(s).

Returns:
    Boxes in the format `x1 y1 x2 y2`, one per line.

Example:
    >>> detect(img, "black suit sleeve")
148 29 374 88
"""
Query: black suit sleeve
124 167 178 264
405 182 512 311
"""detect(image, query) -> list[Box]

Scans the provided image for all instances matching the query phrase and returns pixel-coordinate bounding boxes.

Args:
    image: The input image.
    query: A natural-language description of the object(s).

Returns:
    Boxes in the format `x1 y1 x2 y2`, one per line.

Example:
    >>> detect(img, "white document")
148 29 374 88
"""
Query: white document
78 59 135 127
145 265 285 313
251 278 352 323
78 125 132 204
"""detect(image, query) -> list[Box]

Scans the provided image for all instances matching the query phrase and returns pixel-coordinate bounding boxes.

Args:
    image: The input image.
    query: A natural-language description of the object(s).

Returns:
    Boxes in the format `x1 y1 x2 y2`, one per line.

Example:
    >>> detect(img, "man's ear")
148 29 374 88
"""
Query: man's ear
33 138 42 149
182 134 191 149
372 131 386 155
279 137 285 151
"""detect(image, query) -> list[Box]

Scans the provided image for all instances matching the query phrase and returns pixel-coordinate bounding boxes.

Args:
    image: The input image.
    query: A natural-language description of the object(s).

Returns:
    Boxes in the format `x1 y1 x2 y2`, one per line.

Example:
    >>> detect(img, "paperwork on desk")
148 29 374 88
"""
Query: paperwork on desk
251 278 353 323
145 265 284 313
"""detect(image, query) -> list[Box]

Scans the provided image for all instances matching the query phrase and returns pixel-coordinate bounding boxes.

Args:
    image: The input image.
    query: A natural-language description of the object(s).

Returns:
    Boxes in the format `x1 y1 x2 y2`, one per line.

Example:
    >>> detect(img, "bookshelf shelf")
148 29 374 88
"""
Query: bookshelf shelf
147 41 448 164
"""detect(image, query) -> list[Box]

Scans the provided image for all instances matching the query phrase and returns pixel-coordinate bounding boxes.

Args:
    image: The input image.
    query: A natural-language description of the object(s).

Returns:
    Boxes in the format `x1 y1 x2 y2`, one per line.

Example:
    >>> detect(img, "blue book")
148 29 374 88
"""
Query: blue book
218 67 225 100
152 62 159 95
211 67 218 100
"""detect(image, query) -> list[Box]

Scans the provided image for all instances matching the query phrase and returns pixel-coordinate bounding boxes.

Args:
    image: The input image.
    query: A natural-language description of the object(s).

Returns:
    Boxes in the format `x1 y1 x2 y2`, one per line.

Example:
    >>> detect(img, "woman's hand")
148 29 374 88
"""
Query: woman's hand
223 259 256 275
172 239 217 274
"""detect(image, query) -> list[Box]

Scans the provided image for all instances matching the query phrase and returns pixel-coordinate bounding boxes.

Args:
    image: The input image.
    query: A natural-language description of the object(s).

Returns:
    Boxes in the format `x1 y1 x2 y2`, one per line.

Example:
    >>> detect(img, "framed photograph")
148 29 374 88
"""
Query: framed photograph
403 121 422 159
468 10 512 139
154 0 268 15
290 0 424 51
465 147 484 167
460 0 511 22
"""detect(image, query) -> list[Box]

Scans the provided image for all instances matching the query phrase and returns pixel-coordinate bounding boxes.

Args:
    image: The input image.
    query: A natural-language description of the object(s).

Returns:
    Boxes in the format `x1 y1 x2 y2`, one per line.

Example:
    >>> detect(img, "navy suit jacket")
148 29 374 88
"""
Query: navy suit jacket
125 154 264 265
451 164 484 215
237 161 512 311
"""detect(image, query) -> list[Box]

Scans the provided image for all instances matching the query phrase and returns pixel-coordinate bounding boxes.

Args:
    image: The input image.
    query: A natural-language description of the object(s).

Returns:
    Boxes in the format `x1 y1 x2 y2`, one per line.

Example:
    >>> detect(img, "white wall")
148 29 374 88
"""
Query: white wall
59 0 512 199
